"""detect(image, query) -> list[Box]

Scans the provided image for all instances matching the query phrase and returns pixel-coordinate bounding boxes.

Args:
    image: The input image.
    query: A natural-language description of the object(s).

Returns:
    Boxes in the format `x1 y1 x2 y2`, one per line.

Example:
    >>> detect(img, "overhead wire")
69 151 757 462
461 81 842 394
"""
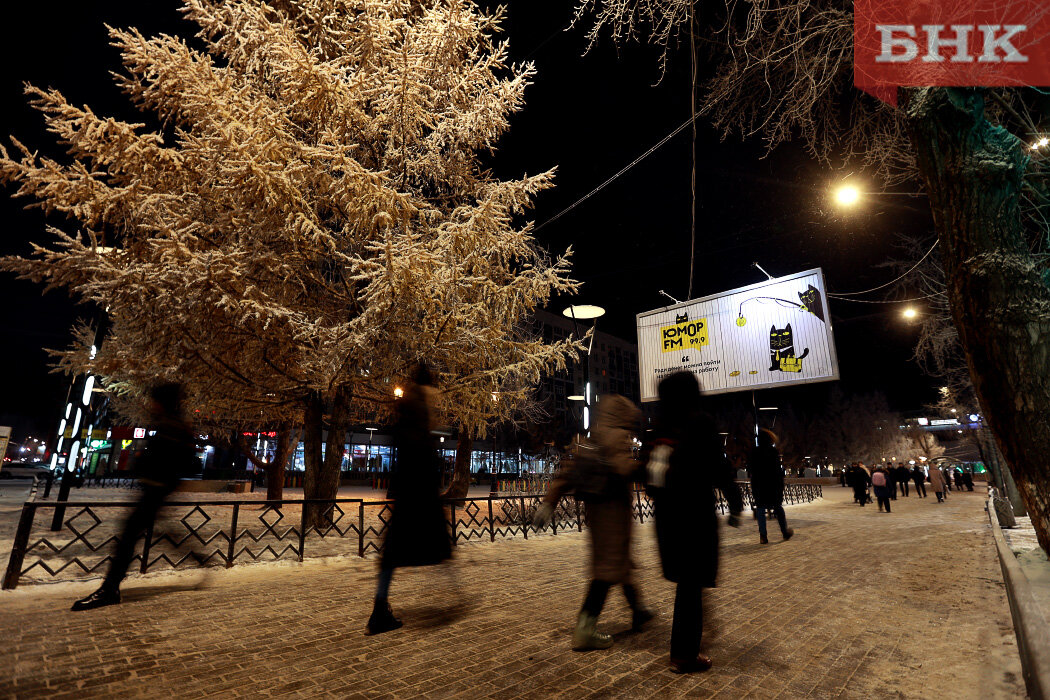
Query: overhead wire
827 238 939 298
533 115 694 233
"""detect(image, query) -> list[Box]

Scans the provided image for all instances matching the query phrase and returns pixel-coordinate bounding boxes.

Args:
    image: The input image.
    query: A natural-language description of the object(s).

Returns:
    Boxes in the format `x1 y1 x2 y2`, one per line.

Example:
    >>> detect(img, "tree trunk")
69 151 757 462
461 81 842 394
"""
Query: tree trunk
302 391 325 528
443 431 473 499
908 87 1050 554
302 388 350 531
265 426 298 503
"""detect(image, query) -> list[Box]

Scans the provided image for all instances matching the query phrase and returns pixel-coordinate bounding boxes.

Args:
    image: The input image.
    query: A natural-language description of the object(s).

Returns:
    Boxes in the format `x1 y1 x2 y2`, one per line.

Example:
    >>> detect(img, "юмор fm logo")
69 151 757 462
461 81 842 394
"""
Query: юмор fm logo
854 0 1050 104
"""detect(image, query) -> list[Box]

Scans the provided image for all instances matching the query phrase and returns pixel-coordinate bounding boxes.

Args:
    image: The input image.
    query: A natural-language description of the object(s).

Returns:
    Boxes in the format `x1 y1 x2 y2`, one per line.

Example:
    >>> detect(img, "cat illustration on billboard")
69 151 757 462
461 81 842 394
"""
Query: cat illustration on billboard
769 324 809 373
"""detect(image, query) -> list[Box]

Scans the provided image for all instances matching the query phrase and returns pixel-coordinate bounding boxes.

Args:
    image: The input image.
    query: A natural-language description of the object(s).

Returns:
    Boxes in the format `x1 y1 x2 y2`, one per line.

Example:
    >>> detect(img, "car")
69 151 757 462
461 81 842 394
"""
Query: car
0 462 53 480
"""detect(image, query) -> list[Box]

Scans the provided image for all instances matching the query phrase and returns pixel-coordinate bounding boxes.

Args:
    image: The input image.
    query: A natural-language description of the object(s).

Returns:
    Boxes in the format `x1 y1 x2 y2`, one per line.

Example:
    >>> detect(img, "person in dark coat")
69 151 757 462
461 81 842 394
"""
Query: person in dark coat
366 364 453 635
911 464 927 498
747 429 793 544
534 395 652 650
848 464 871 506
964 469 975 491
646 372 743 674
872 466 892 512
72 383 199 611
885 464 897 500
895 463 910 497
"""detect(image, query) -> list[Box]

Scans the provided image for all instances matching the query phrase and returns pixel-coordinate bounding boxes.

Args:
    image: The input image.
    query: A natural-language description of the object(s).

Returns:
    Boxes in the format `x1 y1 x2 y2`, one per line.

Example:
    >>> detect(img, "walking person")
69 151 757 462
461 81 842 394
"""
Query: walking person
366 364 454 635
849 463 870 506
533 394 653 650
885 465 897 501
872 466 892 513
645 372 743 673
928 464 947 503
895 463 910 497
72 383 199 611
911 464 927 498
747 429 793 544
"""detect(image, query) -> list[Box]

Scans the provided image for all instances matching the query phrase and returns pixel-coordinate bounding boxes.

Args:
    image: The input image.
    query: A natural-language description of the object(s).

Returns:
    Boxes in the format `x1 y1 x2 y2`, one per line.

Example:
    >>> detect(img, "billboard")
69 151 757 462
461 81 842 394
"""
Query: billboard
636 268 839 401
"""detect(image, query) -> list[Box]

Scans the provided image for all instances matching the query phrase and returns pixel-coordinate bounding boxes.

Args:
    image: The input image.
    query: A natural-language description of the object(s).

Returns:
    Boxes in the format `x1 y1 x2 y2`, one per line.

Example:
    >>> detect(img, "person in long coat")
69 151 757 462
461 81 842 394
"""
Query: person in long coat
534 394 652 650
366 364 452 635
646 371 743 674
747 429 793 544
848 463 871 506
928 465 947 502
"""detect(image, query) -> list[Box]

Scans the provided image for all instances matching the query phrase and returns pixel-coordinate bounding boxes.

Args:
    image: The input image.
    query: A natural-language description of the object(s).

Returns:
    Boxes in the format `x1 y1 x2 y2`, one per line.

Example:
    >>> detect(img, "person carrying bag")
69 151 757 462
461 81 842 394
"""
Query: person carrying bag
534 395 652 650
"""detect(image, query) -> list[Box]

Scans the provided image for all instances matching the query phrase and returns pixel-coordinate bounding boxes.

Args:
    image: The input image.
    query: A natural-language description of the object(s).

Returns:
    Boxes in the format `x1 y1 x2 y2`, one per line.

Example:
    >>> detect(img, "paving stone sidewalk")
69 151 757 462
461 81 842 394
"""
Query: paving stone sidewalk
0 486 1025 699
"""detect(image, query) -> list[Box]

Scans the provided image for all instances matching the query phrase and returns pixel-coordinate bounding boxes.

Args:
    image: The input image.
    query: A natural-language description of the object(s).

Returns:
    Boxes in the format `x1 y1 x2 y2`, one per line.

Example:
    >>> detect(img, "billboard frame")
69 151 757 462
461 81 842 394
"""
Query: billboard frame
635 267 840 401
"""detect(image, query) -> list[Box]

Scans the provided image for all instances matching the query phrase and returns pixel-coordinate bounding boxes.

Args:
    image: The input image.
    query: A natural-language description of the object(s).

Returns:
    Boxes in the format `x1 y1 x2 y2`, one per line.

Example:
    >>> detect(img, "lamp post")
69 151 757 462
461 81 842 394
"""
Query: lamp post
563 304 605 435
365 427 377 472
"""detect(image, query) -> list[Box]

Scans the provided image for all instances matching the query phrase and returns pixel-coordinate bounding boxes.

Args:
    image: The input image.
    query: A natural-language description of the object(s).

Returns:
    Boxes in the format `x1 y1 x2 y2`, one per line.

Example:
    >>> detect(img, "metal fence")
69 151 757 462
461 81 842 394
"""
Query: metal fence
3 483 820 590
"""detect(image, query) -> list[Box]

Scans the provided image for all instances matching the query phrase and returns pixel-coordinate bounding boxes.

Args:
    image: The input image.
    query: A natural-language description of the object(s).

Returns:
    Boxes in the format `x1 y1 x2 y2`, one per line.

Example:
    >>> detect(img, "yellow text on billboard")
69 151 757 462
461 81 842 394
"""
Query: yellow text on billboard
661 318 710 353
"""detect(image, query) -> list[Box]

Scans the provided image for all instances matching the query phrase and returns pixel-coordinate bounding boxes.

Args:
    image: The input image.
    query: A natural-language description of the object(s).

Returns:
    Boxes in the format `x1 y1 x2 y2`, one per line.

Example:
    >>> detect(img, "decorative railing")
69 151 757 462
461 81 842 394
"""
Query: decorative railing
3 483 821 590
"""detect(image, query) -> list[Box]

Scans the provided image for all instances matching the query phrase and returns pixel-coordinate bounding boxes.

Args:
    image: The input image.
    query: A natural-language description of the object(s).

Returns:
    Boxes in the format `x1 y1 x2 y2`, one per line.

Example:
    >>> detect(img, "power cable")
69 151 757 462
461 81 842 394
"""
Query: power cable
534 115 694 233
827 291 945 304
828 239 939 297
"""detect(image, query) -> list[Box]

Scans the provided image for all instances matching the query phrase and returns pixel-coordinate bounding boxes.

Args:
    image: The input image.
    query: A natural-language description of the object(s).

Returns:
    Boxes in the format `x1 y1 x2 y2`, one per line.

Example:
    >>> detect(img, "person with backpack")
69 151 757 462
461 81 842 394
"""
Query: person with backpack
534 394 652 650
645 372 743 673
747 429 793 544
872 466 892 513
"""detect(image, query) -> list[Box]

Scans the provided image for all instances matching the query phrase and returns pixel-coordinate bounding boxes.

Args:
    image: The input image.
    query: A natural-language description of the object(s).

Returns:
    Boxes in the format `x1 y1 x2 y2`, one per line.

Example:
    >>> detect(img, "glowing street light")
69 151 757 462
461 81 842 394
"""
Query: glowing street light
393 386 404 398
902 307 918 320
833 184 862 207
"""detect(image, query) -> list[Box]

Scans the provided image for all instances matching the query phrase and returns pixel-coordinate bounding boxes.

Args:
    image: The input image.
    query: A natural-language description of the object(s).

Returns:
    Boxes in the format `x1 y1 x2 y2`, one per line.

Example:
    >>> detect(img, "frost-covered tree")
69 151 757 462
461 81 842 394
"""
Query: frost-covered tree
575 0 1050 554
1 0 579 521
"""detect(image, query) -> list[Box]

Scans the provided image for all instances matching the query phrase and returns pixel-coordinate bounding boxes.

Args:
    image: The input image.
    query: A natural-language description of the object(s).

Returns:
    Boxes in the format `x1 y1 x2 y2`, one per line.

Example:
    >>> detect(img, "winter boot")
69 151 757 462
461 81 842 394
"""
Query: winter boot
573 611 613 650
782 528 794 541
365 600 403 636
760 535 769 544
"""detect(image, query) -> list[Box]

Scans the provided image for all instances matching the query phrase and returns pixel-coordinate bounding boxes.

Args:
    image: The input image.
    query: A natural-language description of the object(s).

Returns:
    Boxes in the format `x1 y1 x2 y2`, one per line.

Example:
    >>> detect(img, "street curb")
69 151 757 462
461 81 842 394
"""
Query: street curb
987 494 1050 700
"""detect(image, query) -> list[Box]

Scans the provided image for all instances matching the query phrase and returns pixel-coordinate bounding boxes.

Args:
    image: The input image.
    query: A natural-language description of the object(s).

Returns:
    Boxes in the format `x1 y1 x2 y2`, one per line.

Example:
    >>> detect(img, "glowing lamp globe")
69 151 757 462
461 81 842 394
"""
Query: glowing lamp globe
834 185 861 207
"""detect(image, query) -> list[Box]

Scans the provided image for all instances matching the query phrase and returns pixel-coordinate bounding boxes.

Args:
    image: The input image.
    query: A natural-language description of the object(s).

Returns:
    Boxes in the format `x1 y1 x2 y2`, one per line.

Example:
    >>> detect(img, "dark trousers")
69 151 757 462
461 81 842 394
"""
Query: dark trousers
899 480 909 497
936 491 944 502
103 483 176 591
582 578 640 617
877 495 892 512
671 583 704 660
756 504 788 539
853 486 868 505
913 479 926 497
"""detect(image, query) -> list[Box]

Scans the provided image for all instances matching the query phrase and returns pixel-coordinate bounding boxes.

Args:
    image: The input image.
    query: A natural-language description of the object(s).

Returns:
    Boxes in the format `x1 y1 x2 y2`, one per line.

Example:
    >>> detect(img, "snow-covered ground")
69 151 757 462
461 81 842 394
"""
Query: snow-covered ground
1003 515 1050 618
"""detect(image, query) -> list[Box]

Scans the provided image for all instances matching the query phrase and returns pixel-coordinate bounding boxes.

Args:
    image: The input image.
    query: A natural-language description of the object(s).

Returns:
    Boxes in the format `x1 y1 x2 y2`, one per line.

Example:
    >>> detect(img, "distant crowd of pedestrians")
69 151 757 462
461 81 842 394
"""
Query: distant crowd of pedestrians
842 461 975 511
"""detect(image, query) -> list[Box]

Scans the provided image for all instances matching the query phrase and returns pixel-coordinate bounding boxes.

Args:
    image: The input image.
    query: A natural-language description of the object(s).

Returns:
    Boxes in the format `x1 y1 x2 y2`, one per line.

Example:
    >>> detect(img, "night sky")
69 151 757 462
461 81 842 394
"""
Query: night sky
0 1 941 441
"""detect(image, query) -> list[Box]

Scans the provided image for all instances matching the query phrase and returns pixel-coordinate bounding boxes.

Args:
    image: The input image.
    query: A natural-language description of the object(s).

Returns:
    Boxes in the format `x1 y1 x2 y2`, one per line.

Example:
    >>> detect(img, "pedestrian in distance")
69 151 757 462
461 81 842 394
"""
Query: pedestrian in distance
848 463 871 506
928 465 947 503
645 371 743 674
964 469 975 491
953 468 965 492
911 464 927 498
872 466 892 513
72 383 200 611
942 467 952 493
534 394 653 651
366 364 455 636
747 429 793 544
895 463 910 497
885 464 897 501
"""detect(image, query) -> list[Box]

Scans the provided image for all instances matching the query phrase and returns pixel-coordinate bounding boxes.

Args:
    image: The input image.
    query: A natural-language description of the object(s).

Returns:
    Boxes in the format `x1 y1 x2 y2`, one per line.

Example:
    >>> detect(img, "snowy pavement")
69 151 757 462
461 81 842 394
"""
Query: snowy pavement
0 486 1025 698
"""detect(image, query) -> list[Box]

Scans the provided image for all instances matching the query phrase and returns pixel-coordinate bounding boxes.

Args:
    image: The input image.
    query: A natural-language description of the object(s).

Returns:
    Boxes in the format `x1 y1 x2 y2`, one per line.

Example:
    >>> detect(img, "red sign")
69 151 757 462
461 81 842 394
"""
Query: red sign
133 427 146 439
855 0 1050 105
242 431 278 438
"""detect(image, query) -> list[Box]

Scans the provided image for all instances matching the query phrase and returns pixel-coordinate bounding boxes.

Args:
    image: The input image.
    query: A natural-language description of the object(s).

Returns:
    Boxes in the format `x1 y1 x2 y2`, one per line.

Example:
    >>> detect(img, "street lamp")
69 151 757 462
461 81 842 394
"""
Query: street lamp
563 305 606 435
365 427 377 471
833 184 862 207
902 307 918 320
